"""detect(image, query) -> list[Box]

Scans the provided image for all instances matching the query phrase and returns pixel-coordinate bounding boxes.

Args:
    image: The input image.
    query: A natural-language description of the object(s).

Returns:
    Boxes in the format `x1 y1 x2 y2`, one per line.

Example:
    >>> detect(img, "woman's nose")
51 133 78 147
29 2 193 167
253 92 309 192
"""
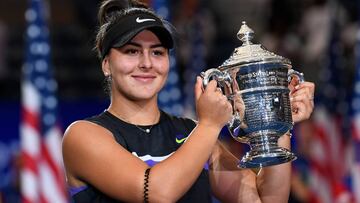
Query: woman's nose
139 52 152 69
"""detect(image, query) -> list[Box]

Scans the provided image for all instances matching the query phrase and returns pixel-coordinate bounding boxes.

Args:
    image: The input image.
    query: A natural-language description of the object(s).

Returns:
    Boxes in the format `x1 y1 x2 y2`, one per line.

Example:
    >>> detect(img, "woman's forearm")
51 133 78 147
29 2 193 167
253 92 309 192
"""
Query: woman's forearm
256 134 292 203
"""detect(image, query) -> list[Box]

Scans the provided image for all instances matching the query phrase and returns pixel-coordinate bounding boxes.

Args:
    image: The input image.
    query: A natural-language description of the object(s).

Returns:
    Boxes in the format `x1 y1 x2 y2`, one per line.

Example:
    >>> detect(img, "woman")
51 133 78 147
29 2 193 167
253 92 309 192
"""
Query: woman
62 0 315 202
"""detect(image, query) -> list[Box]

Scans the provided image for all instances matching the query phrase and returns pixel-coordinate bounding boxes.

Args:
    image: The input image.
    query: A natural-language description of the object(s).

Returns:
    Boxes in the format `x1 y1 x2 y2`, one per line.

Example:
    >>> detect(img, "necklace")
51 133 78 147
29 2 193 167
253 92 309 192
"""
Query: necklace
135 125 153 134
109 109 160 134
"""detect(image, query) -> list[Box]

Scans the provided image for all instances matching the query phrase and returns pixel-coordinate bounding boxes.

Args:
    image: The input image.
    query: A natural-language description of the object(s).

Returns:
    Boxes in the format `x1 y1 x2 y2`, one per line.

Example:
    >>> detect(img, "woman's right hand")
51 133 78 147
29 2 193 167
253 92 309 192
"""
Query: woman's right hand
194 76 233 130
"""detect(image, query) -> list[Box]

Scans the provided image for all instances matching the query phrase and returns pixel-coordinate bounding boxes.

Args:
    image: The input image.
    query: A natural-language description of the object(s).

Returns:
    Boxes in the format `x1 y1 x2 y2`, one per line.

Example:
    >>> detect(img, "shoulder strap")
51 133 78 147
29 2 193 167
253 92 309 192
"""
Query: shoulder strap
85 112 128 148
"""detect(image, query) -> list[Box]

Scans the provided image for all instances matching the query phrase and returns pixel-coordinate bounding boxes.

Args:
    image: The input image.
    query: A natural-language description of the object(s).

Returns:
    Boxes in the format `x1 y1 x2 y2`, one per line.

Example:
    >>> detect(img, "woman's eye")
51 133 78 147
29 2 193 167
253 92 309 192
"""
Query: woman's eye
125 49 139 55
152 50 165 56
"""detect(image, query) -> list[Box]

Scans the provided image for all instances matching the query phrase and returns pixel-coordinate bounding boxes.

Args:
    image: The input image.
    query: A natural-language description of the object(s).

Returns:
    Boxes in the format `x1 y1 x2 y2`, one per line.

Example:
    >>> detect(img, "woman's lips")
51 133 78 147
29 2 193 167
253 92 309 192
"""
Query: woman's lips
132 75 156 83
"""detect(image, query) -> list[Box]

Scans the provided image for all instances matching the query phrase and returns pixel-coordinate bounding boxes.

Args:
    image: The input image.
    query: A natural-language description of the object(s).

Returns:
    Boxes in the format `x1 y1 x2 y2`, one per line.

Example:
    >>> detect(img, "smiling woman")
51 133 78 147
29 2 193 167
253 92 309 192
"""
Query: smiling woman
104 30 170 101
61 0 315 202
62 0 230 202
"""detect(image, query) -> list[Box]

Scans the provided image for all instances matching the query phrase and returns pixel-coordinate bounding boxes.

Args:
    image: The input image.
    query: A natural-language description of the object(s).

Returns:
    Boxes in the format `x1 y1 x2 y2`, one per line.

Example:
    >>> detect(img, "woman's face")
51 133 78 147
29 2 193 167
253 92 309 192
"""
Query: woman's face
103 30 170 101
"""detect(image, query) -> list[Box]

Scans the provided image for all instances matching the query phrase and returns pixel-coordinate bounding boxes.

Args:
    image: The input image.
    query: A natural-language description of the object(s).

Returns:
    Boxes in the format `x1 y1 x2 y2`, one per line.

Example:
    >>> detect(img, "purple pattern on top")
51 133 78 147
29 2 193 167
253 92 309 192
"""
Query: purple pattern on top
69 185 88 196
145 159 158 167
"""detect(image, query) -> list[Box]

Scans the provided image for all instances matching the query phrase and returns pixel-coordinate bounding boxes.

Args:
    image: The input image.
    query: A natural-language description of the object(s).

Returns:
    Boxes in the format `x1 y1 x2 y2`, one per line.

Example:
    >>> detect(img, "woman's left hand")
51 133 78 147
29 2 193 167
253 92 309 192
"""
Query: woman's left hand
289 81 315 123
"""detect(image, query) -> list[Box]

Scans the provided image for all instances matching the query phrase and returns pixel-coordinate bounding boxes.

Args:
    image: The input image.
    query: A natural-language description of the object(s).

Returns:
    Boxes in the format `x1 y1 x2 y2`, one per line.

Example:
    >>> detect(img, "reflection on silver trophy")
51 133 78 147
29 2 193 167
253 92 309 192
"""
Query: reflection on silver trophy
201 21 304 168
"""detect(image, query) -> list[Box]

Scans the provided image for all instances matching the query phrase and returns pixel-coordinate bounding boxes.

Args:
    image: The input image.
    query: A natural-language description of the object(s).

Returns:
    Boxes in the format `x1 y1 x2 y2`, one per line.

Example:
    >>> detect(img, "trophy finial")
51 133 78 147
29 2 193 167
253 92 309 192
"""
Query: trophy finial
221 20 290 68
237 21 254 45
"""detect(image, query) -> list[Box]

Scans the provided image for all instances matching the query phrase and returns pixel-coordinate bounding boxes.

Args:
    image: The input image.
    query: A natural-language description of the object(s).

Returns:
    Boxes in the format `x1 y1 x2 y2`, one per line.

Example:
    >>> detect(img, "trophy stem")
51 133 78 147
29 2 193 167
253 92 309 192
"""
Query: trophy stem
238 130 296 168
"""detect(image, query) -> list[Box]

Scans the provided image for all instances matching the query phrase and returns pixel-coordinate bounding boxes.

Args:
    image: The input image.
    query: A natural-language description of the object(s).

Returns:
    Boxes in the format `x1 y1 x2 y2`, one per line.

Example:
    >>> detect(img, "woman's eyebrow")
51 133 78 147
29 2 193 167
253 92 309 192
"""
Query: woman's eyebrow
125 42 141 47
126 42 165 48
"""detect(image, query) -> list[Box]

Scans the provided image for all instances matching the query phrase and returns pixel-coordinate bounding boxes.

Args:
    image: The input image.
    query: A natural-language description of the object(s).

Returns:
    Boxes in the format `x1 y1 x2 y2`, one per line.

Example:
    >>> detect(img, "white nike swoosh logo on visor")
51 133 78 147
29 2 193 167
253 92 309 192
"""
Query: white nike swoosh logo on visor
136 17 156 23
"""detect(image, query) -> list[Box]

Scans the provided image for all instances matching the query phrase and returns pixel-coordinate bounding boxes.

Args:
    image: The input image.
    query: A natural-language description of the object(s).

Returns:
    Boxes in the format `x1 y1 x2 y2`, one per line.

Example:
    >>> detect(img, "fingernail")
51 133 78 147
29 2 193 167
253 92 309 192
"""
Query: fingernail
290 97 293 101
295 85 300 89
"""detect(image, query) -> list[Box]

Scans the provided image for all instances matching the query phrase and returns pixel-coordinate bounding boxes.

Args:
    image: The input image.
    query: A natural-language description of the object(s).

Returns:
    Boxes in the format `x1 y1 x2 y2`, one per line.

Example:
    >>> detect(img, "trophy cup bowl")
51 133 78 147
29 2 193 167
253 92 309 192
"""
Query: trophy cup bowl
201 21 304 168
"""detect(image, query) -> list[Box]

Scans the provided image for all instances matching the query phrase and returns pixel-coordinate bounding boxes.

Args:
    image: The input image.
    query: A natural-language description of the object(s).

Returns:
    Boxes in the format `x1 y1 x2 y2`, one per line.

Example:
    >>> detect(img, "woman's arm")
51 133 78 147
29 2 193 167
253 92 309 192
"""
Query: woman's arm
62 78 233 203
209 135 291 203
209 140 261 203
255 135 292 203
63 119 222 202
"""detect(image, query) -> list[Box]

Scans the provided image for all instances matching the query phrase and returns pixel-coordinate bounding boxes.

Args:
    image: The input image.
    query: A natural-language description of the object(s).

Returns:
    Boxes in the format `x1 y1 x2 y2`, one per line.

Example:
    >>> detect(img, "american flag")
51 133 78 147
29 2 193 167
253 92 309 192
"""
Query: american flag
20 0 68 202
306 6 353 202
152 0 184 116
350 24 360 203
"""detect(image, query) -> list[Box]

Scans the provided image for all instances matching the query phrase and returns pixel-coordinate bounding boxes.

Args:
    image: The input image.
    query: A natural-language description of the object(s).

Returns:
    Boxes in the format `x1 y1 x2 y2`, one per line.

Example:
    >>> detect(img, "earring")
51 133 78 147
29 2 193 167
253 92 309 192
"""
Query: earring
105 73 112 81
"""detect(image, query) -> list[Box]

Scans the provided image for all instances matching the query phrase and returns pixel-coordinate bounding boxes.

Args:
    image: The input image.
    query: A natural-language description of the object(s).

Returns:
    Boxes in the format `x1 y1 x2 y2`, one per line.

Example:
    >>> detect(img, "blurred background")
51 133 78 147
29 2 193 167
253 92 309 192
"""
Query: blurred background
0 0 360 202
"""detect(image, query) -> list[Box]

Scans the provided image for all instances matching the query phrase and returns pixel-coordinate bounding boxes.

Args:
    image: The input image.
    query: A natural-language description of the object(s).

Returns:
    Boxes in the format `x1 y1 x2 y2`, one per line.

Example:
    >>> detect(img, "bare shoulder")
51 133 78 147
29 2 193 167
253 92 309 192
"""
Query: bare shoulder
62 120 115 179
63 120 113 143
62 120 115 152
62 120 148 200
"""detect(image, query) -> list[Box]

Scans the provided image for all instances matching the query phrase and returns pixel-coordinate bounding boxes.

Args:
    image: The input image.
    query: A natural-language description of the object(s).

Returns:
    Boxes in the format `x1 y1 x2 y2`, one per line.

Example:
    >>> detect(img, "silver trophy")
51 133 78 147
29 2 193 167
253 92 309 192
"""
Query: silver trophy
201 21 304 168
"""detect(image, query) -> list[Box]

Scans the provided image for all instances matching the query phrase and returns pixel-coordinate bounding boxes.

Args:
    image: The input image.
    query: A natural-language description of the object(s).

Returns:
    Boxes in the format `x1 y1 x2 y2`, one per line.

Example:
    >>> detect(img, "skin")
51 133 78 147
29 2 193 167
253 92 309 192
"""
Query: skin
62 29 315 203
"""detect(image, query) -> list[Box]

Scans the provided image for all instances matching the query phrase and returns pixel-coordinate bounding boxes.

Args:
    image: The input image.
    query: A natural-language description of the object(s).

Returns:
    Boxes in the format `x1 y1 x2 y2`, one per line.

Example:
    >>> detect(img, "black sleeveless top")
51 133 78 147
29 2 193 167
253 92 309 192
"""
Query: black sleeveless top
71 110 212 203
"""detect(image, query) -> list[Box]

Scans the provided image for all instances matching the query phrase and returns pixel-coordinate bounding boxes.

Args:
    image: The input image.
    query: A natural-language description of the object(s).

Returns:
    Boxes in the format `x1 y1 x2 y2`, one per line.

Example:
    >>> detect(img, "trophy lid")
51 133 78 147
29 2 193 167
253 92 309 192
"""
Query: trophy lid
220 21 291 68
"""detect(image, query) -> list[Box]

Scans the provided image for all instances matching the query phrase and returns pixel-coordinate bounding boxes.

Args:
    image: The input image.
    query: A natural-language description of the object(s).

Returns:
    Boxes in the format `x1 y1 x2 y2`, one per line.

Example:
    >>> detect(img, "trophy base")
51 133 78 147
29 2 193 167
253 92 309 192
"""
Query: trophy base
238 147 296 168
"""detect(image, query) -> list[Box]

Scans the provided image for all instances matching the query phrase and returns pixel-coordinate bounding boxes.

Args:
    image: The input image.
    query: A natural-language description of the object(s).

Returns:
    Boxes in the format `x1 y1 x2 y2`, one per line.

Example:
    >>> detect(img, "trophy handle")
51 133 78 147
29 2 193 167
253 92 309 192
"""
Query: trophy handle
200 68 231 88
288 69 304 85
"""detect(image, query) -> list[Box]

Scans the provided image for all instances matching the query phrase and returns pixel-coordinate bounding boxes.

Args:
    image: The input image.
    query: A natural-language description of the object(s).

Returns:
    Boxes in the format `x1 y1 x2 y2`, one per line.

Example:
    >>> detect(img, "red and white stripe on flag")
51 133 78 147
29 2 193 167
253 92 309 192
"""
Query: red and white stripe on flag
350 25 360 203
352 163 360 203
351 115 360 203
352 114 360 141
20 83 67 203
310 106 352 203
20 0 68 203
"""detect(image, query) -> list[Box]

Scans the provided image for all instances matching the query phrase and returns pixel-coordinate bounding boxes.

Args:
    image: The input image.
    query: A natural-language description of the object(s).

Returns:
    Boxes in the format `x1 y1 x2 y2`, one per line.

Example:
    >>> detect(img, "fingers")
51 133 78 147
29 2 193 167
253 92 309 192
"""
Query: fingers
195 78 233 128
290 82 315 96
204 79 218 93
290 82 315 101
194 76 204 101
288 76 301 91
195 77 220 99
291 101 313 122
290 82 315 122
